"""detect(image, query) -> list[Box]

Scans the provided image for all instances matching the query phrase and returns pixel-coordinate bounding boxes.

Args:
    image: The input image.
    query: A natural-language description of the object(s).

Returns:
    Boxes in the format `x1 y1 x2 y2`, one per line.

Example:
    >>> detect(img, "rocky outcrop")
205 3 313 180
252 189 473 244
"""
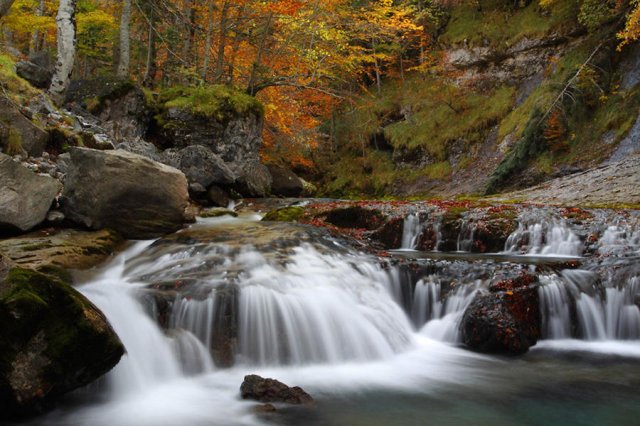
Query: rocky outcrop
0 98 49 157
61 148 190 239
0 265 124 419
0 154 61 233
461 274 540 355
240 374 313 405
267 165 304 197
0 228 122 272
65 79 152 143
324 206 386 230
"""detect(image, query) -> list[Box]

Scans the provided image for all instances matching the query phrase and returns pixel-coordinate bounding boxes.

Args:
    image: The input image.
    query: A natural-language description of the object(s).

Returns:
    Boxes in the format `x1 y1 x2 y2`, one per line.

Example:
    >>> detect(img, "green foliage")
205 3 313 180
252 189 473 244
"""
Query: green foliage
440 0 578 47
159 85 264 122
0 54 39 103
486 109 546 194
578 0 617 33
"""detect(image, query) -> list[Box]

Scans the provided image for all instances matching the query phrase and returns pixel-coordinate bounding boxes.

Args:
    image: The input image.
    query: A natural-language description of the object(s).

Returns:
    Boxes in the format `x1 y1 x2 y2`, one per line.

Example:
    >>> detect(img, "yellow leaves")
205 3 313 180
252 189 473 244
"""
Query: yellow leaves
618 0 640 49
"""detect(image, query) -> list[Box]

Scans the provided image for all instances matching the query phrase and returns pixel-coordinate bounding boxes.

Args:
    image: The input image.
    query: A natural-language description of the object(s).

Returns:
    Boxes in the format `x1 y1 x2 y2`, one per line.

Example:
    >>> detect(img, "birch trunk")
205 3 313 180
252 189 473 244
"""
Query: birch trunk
48 0 77 105
117 0 131 77
0 0 16 19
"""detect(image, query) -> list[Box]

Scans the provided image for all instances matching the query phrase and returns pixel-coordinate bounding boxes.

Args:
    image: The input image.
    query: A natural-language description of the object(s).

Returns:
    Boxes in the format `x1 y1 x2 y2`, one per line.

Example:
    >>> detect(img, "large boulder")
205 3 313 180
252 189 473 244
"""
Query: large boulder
162 145 236 188
234 161 272 198
65 79 152 143
461 274 540 355
61 148 190 239
0 264 124 419
0 154 61 233
0 98 49 157
15 61 52 89
240 374 313 405
267 165 304 197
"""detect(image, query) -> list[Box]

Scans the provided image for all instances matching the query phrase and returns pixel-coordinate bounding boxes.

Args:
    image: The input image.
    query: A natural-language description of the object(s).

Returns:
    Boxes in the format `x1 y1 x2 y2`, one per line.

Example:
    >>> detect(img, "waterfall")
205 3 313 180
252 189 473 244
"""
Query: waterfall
236 245 414 365
456 219 475 252
401 213 422 249
505 217 582 256
78 242 214 395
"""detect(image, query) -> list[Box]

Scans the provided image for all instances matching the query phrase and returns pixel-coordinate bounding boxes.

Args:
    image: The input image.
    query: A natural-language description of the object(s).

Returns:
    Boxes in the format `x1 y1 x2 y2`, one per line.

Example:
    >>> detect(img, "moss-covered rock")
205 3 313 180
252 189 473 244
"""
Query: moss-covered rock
262 206 305 222
0 265 124 419
0 228 123 272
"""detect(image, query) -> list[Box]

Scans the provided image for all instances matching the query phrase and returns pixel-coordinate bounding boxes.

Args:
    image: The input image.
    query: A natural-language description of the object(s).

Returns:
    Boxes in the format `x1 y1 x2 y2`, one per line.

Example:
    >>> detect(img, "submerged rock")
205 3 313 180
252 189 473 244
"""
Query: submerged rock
0 154 61 234
0 264 124 419
240 374 313 405
461 274 540 355
61 148 190 239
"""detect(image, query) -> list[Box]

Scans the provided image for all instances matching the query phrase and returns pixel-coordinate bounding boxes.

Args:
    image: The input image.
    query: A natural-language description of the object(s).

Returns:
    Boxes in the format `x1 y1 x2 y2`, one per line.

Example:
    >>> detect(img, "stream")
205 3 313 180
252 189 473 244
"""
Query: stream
17 208 640 426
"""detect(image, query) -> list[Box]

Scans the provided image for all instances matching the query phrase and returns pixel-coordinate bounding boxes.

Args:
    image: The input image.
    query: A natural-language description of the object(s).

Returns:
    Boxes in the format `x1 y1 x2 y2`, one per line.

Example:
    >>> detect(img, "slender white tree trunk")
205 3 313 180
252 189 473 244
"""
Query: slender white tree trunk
49 0 77 105
117 0 131 78
0 0 16 19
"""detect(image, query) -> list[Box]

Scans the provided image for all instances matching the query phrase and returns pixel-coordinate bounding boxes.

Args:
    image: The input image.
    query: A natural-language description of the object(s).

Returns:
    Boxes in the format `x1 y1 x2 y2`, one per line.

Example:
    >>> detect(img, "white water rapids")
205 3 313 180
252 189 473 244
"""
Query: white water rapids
27 214 640 426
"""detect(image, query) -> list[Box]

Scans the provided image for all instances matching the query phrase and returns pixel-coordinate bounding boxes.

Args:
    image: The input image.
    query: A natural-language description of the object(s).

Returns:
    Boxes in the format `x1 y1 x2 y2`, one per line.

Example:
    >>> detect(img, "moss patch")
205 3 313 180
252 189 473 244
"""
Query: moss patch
262 206 305 222
159 85 263 123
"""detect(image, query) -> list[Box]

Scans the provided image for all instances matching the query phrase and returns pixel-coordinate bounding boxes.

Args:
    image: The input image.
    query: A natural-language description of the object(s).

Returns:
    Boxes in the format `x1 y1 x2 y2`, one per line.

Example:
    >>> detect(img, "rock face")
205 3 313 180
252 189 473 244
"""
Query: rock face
267 165 304 197
240 374 313 405
61 148 190 239
0 265 124 419
0 98 49 157
65 79 152 143
0 154 61 233
461 274 540 355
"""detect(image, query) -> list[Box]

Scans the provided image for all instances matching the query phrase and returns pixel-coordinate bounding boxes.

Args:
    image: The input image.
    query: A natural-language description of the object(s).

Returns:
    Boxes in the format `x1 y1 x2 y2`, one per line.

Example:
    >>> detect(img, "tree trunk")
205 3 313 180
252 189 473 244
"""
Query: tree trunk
0 0 16 19
181 0 195 71
48 0 77 105
143 4 157 88
213 0 230 83
247 12 274 96
29 0 45 54
117 0 131 78
201 0 216 81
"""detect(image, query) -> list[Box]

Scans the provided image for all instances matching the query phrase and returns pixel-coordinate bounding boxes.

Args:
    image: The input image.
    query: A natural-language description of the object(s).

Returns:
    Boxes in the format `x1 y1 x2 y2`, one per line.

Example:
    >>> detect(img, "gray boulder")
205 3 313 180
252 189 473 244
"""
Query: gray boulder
234 162 272 198
267 165 304 197
0 154 61 232
15 61 52 89
162 145 236 188
0 98 49 157
61 148 190 239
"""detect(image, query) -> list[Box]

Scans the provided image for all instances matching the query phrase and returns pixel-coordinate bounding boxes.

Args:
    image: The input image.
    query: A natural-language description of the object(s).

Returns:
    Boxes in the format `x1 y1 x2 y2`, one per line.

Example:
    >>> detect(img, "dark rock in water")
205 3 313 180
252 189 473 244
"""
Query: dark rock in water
65 79 152 143
371 217 404 249
0 264 124 419
253 403 278 414
268 165 304 197
233 161 272 197
461 274 540 355
15 60 52 89
61 148 190 239
0 98 49 157
162 145 236 188
324 206 385 230
240 374 313 405
0 154 61 233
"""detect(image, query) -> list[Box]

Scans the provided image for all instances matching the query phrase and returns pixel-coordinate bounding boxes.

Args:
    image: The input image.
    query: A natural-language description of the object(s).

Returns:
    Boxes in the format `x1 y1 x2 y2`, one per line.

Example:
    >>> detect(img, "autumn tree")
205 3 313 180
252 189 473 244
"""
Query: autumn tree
0 0 16 19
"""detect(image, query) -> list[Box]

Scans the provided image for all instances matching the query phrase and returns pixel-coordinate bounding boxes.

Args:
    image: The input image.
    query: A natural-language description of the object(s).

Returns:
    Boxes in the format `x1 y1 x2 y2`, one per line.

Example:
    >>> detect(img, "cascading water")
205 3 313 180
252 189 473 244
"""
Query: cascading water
504 211 582 256
24 210 640 426
400 213 422 249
